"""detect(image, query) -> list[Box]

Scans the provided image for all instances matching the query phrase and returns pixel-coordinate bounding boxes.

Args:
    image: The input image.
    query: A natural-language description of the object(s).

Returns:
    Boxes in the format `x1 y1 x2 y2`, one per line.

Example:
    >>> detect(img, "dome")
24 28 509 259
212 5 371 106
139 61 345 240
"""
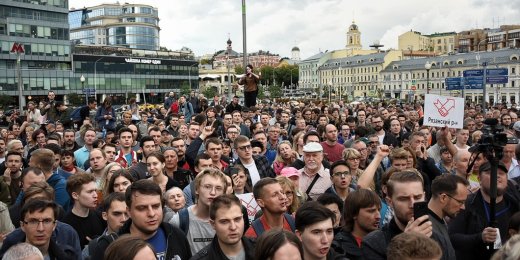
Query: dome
227 38 232 45
292 46 300 51
349 21 358 31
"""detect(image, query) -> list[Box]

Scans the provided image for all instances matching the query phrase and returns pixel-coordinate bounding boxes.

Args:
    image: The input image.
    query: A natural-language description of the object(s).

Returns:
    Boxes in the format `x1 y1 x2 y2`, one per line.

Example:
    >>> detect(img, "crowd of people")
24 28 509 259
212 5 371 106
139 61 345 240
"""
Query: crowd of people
2 84 520 260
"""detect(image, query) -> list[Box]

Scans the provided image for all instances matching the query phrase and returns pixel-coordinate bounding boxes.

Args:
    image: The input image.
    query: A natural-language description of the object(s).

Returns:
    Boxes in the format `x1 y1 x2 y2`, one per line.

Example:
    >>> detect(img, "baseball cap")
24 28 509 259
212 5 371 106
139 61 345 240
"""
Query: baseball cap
280 167 300 178
359 137 370 145
303 142 323 153
479 161 508 173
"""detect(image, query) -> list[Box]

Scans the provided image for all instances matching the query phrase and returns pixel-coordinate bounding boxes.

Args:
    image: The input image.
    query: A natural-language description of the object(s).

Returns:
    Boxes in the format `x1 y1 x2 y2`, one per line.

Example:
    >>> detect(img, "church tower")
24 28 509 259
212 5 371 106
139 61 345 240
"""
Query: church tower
346 20 362 50
291 46 300 61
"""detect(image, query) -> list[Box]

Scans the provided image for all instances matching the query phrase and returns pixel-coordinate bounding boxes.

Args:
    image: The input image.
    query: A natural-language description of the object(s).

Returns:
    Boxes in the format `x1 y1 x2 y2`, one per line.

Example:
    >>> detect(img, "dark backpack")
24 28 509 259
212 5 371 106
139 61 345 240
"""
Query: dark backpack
70 106 84 122
179 207 190 235
86 233 119 260
251 213 295 237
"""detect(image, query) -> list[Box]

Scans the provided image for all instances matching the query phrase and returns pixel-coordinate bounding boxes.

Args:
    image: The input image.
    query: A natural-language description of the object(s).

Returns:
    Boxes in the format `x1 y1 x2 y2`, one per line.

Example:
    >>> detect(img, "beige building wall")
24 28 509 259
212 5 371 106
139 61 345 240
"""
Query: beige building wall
430 34 456 54
398 31 430 52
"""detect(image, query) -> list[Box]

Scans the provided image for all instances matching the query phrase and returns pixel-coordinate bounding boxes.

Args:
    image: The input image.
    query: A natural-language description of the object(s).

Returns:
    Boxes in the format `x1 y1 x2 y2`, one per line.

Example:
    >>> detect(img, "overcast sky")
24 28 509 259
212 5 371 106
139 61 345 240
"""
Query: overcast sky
69 0 520 59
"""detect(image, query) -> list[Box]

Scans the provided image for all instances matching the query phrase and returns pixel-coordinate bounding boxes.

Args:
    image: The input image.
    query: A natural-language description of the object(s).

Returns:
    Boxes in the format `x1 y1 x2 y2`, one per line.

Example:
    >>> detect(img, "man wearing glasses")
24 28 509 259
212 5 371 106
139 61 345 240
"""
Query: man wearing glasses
427 174 468 260
234 135 275 187
0 200 79 259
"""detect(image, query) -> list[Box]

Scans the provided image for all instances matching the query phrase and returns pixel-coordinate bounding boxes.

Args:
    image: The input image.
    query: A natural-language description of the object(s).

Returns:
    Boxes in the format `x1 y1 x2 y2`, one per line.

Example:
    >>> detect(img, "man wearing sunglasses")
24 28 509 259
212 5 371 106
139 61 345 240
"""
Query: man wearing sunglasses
234 135 275 187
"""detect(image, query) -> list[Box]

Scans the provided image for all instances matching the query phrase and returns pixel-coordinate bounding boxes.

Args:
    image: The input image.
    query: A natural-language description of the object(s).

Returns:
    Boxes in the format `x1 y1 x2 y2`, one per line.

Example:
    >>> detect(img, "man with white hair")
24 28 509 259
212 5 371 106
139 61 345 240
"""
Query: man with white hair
299 142 332 201
2 242 43 260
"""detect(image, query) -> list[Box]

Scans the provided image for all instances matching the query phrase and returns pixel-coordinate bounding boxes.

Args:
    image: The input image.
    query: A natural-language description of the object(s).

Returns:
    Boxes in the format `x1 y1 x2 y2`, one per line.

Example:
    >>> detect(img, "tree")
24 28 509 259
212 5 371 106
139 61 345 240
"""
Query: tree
274 65 299 88
67 93 83 106
202 87 217 99
259 66 275 86
180 83 191 96
268 84 282 98
200 58 212 65
0 94 15 108
235 65 244 75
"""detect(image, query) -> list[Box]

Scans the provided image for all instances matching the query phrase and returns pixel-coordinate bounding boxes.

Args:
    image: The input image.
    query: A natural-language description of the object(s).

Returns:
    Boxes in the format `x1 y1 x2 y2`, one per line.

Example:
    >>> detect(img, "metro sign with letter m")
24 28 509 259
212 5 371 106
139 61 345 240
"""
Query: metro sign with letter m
10 43 24 54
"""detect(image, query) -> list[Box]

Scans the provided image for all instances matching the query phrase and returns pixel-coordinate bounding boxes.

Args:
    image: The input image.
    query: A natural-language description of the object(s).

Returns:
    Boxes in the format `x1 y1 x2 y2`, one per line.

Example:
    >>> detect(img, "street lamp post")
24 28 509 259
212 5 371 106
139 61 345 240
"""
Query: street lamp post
94 57 104 102
425 61 432 95
476 39 488 110
328 81 332 104
80 75 87 106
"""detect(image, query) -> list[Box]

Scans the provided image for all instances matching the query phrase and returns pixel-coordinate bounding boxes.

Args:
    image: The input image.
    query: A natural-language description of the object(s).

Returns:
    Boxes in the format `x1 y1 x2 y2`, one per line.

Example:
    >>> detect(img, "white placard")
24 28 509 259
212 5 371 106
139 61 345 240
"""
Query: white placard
236 193 260 224
423 94 464 129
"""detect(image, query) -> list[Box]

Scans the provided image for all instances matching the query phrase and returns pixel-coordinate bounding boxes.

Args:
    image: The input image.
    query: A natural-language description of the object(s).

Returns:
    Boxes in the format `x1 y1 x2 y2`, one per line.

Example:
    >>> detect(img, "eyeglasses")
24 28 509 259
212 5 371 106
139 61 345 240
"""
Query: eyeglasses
347 157 360 161
285 191 294 197
22 218 56 228
227 131 239 134
237 144 252 151
372 121 383 124
333 171 351 178
341 128 350 131
369 141 380 145
201 184 224 193
444 193 465 205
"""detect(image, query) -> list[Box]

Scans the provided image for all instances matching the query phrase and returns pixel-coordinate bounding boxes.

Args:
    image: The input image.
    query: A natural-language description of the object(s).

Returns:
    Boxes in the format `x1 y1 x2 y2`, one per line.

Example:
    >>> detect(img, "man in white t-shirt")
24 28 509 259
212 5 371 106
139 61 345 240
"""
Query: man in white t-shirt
234 135 275 187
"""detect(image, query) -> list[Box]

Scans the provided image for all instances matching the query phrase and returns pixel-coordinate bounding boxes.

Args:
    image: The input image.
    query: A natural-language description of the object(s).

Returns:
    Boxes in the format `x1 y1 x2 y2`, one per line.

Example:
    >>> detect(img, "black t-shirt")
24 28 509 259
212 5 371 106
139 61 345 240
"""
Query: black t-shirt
63 209 106 248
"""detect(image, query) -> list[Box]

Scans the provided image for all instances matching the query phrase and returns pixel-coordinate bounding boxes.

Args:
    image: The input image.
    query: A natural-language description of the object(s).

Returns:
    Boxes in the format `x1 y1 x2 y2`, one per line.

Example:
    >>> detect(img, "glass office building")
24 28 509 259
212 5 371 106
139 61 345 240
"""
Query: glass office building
69 3 160 50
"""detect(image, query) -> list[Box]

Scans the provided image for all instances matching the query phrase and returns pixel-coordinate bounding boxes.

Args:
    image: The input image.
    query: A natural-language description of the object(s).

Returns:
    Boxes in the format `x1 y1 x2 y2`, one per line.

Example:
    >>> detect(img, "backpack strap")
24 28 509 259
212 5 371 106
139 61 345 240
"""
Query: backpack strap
179 208 190 235
284 213 296 232
305 174 320 201
251 218 265 237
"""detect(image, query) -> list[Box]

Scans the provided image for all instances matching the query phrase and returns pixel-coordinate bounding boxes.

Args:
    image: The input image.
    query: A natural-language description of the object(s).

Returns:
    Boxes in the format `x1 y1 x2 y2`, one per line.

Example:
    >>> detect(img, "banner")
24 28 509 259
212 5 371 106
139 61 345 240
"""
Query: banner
236 193 260 224
423 94 464 129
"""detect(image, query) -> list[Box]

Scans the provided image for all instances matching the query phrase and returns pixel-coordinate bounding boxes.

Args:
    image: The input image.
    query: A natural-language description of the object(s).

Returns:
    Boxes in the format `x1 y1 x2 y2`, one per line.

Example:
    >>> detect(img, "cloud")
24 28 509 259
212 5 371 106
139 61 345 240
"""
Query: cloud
69 0 520 59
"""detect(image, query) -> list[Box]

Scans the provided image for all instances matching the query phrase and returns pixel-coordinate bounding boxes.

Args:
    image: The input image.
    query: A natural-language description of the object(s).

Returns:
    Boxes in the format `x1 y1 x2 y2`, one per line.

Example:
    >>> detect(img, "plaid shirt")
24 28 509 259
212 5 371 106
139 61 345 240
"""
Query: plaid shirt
236 155 275 188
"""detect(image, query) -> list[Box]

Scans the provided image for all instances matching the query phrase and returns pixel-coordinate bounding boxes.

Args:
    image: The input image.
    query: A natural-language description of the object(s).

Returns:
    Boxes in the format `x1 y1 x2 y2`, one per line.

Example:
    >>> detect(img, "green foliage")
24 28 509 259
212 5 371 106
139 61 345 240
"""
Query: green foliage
200 59 212 65
180 83 191 96
0 94 15 108
235 65 244 75
268 84 282 98
67 93 83 106
202 87 218 99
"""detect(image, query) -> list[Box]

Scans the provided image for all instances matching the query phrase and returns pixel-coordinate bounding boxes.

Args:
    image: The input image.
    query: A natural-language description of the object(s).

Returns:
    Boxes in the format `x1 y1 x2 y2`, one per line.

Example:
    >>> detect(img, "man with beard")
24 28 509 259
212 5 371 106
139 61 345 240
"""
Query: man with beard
163 148 192 189
245 177 295 238
166 114 180 137
63 173 106 248
114 127 137 168
332 189 381 260
128 136 156 180
0 152 23 204
320 124 344 163
298 142 332 201
91 180 192 260
427 174 469 260
172 137 190 170
371 114 398 148
362 171 432 260
191 194 255 260
449 162 519 260
62 129 80 152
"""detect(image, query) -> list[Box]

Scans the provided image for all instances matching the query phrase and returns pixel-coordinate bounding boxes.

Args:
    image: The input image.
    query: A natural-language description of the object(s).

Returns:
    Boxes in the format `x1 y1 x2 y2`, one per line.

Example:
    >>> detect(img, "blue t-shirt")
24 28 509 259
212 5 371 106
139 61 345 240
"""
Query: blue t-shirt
124 153 133 167
147 227 167 260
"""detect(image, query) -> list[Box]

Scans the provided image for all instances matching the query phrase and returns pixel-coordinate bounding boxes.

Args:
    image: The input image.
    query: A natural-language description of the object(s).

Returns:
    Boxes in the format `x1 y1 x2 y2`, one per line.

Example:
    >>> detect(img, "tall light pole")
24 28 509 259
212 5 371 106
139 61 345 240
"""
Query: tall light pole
425 61 432 95
328 81 332 104
476 39 487 110
241 0 247 68
188 62 198 91
94 57 104 102
80 75 87 106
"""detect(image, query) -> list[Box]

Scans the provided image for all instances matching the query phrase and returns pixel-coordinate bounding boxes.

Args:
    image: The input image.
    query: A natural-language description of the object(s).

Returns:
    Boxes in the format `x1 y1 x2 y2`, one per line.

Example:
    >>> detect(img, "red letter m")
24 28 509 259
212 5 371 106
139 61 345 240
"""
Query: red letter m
10 43 24 54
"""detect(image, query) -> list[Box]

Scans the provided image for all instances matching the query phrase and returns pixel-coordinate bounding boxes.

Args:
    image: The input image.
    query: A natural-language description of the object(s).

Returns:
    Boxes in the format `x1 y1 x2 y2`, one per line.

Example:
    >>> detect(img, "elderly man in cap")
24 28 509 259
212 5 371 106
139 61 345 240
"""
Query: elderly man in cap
298 142 332 201
449 161 520 260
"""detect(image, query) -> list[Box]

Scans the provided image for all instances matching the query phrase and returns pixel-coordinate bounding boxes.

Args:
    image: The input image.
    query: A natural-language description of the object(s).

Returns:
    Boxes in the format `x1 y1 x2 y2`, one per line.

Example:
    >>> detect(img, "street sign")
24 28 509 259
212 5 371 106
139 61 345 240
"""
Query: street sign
464 77 484 89
411 86 416 91
445 77 463 90
82 88 96 94
463 69 483 77
10 43 24 54
486 68 508 84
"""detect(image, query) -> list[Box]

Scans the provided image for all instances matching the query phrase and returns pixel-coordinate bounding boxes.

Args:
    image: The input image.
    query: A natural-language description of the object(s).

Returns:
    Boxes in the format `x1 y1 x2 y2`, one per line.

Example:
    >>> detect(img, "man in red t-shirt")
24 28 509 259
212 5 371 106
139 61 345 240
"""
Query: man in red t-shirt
320 124 344 163
245 178 294 238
